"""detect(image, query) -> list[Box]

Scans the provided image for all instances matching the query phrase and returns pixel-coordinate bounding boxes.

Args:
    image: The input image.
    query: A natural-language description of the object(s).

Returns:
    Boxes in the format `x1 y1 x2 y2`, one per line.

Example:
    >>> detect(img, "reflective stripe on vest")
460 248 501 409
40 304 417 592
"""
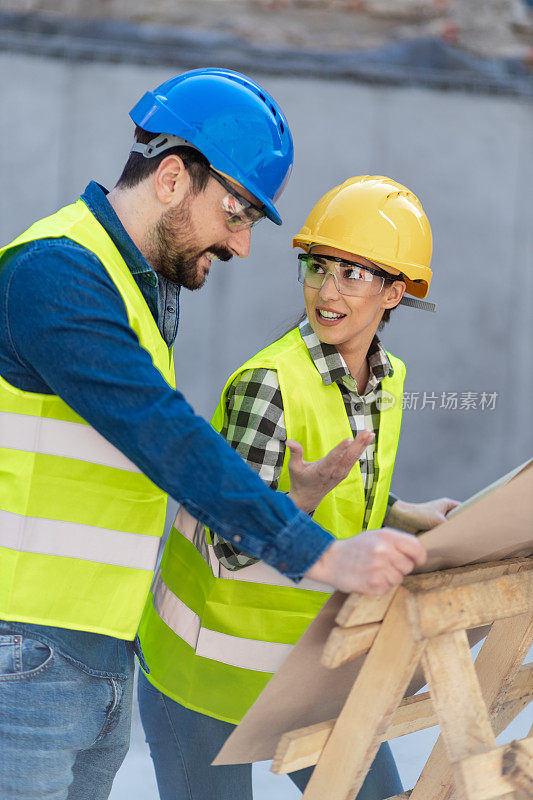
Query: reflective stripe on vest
152 567 293 673
0 410 141 472
138 328 405 723
0 199 175 639
0 509 160 570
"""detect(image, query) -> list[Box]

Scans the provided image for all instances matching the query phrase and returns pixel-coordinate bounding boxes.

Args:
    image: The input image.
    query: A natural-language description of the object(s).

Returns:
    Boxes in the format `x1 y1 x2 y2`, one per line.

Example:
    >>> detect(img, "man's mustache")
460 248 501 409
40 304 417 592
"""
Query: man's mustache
207 245 233 262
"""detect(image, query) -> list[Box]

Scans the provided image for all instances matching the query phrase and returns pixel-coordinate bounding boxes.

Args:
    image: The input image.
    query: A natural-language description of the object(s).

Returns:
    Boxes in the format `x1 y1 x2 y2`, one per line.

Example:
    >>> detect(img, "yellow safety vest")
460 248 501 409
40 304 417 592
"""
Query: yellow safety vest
138 327 405 723
0 199 175 639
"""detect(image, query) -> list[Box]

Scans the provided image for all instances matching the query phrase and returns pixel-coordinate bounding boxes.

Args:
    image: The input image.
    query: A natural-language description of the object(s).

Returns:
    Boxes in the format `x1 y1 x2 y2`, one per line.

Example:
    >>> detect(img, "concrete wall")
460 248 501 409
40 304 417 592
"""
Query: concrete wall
1 51 531 503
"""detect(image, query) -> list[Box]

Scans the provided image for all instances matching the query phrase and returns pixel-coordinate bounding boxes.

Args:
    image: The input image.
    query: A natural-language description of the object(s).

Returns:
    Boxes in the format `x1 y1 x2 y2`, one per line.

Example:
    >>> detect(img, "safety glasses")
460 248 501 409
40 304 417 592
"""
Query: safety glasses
209 169 266 232
298 253 396 297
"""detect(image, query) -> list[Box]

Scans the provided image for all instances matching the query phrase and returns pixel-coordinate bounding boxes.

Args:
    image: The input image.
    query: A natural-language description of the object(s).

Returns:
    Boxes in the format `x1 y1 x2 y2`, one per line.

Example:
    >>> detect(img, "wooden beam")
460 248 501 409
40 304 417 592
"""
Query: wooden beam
322 622 380 668
502 737 533 795
503 663 533 705
405 557 531 594
410 613 533 800
272 690 436 775
272 719 334 775
335 558 530 629
383 794 411 800
272 664 533 776
335 588 396 627
407 570 533 639
422 629 497 763
454 738 533 800
302 588 425 800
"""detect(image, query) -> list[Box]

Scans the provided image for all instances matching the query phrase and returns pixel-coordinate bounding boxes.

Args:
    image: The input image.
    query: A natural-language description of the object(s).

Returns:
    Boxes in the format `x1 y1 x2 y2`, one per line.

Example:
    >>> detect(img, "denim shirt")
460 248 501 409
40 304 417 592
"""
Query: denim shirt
0 181 334 676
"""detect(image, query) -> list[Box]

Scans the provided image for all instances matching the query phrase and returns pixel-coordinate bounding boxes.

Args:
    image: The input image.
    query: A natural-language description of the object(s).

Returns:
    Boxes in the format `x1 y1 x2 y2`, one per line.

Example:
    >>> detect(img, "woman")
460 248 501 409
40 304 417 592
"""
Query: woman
137 176 458 799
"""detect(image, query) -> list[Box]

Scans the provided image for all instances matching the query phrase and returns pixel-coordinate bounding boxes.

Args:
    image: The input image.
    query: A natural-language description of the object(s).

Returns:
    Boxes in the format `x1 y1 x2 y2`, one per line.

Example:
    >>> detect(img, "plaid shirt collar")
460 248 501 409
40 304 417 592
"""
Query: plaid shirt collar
298 319 393 394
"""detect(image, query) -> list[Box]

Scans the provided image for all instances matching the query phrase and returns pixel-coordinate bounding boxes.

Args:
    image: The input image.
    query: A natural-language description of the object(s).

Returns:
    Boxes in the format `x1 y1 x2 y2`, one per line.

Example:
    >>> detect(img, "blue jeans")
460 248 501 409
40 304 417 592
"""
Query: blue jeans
138 670 402 800
0 633 134 800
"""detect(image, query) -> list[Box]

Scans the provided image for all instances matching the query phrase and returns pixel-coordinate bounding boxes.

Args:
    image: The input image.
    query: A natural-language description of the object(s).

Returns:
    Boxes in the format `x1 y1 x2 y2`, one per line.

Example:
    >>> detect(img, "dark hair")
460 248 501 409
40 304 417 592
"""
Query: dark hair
377 275 405 330
115 126 211 193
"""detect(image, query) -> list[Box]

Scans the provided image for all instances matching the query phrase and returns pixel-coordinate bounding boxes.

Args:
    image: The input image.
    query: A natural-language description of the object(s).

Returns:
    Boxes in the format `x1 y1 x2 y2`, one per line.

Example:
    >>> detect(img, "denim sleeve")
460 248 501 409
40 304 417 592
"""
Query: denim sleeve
2 242 334 579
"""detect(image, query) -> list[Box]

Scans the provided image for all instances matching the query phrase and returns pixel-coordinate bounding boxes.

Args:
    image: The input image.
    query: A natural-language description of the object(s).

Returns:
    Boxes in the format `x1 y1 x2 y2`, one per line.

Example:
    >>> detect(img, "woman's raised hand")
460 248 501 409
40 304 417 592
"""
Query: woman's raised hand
286 432 374 514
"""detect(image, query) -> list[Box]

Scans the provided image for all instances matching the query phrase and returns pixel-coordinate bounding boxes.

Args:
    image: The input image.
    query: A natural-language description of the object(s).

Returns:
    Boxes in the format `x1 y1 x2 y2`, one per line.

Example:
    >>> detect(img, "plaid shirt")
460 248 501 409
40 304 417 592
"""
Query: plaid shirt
212 319 395 570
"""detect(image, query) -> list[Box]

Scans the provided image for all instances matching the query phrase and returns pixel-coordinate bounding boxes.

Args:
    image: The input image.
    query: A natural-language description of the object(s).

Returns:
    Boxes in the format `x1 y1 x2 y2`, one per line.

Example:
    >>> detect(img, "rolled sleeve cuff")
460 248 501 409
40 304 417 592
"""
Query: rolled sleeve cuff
259 510 334 581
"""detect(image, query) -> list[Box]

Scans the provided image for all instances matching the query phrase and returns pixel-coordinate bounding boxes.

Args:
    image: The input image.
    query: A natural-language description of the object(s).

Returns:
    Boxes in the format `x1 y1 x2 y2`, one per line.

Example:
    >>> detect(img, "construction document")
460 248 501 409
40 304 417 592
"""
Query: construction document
214 459 533 766
417 458 533 572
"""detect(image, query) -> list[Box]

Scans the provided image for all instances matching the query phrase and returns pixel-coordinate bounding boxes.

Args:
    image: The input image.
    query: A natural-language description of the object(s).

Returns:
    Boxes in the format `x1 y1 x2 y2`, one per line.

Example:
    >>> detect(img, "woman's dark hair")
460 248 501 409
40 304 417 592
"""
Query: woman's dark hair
115 126 211 194
378 276 403 330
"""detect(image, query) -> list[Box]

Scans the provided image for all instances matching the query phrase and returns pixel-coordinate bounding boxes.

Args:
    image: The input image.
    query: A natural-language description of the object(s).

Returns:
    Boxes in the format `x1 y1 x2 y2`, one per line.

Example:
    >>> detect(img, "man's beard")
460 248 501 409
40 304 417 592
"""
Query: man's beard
148 200 232 290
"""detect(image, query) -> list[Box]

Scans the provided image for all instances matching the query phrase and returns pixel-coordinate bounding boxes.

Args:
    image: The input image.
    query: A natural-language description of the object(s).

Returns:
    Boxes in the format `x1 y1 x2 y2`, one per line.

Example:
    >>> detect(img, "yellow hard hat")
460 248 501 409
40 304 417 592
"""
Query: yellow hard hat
292 175 433 299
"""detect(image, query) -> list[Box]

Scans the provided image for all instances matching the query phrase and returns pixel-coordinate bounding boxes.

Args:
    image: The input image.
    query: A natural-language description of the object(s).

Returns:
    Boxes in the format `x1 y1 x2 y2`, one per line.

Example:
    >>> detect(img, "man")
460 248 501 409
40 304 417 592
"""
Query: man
0 69 428 799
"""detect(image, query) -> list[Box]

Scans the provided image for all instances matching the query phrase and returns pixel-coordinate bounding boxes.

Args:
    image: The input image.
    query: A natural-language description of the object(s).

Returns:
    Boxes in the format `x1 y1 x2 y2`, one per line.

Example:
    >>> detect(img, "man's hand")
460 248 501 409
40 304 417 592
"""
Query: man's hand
384 497 460 535
305 528 427 595
287 432 375 514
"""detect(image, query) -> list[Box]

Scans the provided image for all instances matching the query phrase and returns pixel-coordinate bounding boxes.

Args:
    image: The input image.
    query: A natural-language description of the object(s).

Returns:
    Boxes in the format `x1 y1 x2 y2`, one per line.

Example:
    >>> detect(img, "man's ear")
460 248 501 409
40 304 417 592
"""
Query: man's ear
383 280 406 310
153 155 190 206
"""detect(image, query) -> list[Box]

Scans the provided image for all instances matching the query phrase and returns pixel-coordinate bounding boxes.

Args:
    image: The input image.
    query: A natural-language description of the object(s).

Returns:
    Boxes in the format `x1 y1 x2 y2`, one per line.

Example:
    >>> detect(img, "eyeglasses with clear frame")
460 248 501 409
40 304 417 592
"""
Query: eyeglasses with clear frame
209 169 266 232
297 253 397 297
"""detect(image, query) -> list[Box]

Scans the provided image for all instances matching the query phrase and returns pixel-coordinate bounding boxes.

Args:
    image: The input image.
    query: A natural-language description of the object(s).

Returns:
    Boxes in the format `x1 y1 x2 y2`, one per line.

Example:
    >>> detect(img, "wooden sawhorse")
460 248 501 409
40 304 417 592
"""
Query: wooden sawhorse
272 557 533 800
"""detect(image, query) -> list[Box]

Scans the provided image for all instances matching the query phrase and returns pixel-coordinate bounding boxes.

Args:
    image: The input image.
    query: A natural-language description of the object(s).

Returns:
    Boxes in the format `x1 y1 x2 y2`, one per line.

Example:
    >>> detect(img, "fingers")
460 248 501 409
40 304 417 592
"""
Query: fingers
322 433 374 477
381 528 427 567
386 548 418 576
347 431 375 461
442 497 461 515
286 440 303 454
428 497 461 516
286 440 304 469
362 563 406 595
306 528 427 595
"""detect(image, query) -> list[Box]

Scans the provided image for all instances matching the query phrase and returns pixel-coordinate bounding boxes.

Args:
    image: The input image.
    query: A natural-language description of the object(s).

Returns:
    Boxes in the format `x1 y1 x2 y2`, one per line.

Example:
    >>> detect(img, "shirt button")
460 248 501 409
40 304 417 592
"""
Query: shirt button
232 534 242 543
166 305 175 313
354 403 363 412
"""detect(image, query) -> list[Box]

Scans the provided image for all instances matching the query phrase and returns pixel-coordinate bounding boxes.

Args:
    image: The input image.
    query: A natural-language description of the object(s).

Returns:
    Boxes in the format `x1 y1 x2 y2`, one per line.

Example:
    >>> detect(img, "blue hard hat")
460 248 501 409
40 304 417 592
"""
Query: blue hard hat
130 68 294 225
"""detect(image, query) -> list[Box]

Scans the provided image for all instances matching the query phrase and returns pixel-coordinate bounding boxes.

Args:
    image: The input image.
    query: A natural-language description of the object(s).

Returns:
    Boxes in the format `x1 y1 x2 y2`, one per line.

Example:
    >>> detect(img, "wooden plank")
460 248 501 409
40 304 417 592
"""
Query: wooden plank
501 737 533 795
454 738 533 800
335 588 396 627
301 588 426 800
322 622 380 668
407 570 533 639
334 559 530 629
383 794 412 800
410 613 533 800
408 700 529 800
498 696 533 737
273 662 532 776
404 558 531 594
272 719 334 775
387 691 437 738
503 663 533 704
273 690 438 774
423 629 497 762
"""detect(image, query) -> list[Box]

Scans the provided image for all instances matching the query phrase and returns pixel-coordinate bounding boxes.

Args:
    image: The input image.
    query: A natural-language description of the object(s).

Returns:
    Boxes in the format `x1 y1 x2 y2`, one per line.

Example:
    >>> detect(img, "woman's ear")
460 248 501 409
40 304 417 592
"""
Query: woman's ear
383 280 406 310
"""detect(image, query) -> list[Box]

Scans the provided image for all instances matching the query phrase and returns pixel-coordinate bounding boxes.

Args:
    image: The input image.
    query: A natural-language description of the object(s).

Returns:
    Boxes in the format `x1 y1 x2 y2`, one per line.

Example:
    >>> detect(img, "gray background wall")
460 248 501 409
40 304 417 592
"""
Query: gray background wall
1 51 531 504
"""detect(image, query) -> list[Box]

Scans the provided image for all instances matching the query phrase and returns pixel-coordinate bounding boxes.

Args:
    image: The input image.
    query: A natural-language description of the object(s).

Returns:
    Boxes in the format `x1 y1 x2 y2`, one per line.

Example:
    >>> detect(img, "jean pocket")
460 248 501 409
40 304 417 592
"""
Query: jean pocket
0 634 54 681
